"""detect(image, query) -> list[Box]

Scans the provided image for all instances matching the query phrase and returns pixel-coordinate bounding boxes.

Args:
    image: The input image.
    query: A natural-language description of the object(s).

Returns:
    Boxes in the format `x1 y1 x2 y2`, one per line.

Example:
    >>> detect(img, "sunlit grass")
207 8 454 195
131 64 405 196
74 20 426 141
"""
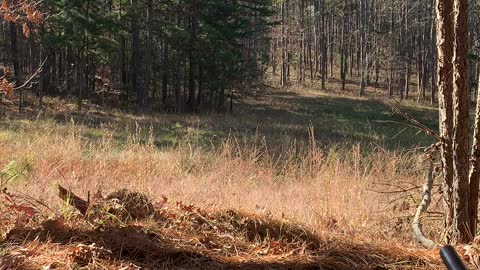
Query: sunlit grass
0 87 443 248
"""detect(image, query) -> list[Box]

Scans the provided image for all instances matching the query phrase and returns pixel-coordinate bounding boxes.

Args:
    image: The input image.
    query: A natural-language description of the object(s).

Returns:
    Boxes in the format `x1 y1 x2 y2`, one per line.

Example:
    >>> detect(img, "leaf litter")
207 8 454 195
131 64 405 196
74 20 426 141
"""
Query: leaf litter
0 187 448 269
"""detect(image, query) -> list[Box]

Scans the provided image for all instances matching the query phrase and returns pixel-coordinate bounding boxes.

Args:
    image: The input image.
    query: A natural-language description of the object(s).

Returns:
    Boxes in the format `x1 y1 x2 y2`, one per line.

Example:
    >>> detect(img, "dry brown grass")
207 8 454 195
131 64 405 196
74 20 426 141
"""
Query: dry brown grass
1 191 444 269
0 119 436 239
0 88 451 269
0 212 444 269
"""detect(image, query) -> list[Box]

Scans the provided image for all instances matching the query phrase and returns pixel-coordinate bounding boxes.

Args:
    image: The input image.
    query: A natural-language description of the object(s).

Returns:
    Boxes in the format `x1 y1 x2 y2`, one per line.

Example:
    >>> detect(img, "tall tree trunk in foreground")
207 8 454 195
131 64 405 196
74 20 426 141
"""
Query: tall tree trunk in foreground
468 70 480 239
436 0 456 243
436 0 480 244
451 0 470 244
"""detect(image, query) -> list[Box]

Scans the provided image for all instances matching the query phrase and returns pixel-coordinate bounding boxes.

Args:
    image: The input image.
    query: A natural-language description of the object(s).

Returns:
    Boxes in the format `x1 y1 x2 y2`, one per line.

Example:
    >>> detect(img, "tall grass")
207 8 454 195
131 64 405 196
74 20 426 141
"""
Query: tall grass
0 118 440 245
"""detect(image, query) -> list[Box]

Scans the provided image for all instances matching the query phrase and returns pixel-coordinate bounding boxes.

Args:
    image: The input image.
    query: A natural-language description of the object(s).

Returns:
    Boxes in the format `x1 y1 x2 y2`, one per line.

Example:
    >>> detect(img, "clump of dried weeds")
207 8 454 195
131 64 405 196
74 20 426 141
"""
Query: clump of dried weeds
0 188 446 270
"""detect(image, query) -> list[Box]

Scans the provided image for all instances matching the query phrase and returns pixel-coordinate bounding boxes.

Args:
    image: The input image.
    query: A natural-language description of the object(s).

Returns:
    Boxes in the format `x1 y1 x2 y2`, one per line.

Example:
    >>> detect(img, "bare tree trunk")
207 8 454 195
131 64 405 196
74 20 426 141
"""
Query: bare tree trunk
399 2 406 99
468 70 480 236
187 9 196 112
197 63 203 109
349 31 353 77
359 0 366 96
131 0 142 105
313 1 317 77
174 57 182 113
299 0 306 83
281 0 287 87
10 22 22 111
143 0 153 106
118 1 127 98
404 2 411 100
77 55 83 111
340 0 346 90
431 1 437 105
431 63 437 105
417 6 424 102
329 9 334 79
467 0 477 95
321 0 327 90
435 0 455 242
388 61 393 96
162 42 168 106
451 0 470 244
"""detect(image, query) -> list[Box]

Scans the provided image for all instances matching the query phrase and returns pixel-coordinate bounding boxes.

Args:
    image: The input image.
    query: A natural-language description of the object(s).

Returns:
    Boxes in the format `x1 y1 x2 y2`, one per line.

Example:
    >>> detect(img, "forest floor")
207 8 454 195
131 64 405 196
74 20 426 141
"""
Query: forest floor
0 81 468 269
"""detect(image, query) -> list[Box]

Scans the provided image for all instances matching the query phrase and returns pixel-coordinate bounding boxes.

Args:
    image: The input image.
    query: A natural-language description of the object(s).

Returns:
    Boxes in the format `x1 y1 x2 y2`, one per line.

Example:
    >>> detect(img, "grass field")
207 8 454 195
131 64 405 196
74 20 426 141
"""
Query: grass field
0 83 453 269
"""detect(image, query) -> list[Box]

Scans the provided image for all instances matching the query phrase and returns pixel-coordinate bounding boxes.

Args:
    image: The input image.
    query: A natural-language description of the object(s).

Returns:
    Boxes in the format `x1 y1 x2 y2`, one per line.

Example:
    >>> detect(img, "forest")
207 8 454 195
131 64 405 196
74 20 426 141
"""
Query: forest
1 0 480 269
3 0 477 111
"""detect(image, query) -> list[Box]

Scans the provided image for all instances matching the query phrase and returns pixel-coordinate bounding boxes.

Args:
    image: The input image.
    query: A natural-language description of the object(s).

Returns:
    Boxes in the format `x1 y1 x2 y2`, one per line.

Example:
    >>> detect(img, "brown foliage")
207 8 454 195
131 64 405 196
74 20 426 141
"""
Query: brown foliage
0 79 13 98
0 1 43 26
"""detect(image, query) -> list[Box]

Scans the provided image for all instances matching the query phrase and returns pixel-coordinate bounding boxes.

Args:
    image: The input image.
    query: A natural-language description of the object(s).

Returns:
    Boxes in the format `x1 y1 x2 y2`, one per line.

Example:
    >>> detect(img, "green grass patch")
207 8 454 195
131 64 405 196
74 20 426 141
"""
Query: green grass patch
0 89 439 153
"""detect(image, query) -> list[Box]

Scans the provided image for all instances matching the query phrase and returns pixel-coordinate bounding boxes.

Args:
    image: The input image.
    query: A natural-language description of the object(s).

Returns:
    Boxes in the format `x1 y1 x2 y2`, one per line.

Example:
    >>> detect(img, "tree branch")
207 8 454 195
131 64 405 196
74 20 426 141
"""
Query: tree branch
386 100 441 141
412 158 437 248
13 58 47 90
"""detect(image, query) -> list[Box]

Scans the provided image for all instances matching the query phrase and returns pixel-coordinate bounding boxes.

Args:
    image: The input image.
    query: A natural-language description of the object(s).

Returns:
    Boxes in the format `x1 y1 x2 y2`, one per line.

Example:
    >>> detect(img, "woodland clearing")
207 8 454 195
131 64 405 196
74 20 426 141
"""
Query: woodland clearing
0 83 465 269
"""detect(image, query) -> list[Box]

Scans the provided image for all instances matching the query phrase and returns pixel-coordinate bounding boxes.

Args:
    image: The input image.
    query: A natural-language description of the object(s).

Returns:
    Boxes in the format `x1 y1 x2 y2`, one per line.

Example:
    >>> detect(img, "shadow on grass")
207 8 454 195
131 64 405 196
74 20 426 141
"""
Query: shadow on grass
233 91 437 150
0 89 438 151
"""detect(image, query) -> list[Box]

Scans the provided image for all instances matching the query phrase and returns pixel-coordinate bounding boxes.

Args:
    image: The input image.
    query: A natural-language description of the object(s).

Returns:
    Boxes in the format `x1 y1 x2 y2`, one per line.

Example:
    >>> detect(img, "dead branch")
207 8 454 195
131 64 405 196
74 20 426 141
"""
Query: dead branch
57 185 88 216
368 185 422 194
13 58 47 90
412 159 437 249
386 101 441 141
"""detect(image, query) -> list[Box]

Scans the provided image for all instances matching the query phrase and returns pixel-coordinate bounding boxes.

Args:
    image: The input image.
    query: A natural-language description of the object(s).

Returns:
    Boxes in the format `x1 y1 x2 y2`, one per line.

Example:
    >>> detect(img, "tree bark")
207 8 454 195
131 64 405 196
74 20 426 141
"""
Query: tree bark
340 0 346 90
162 42 169 105
131 0 143 105
451 0 471 243
321 0 327 90
187 12 196 112
281 0 287 87
359 0 366 96
468 70 480 236
435 0 455 242
10 22 22 111
143 0 153 106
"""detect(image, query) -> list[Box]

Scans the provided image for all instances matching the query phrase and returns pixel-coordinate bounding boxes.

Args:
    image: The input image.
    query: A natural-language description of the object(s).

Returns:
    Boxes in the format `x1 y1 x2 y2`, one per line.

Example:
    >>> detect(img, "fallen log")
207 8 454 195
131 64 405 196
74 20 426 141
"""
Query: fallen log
57 185 88 216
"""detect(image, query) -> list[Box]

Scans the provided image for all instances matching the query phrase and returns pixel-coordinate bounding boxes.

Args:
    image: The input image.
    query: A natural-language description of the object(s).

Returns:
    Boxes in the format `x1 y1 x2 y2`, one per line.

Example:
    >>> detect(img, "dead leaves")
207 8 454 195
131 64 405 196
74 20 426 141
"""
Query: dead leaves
0 249 32 270
0 189 41 232
2 66 10 77
4 193 38 218
463 237 480 269
0 0 7 11
0 78 14 98
0 191 323 269
3 13 17 23
0 243 113 269
67 243 112 266
1 1 44 37
176 200 195 212
22 4 43 24
22 23 30 38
